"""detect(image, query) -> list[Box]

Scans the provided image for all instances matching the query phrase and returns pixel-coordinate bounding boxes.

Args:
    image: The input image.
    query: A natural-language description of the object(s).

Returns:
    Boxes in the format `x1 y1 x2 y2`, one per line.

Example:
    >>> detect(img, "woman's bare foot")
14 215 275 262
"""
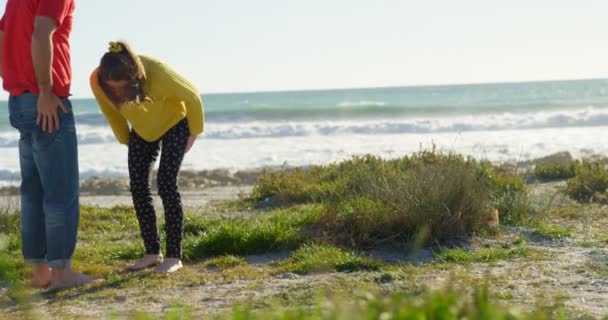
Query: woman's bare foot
48 268 95 290
154 258 182 273
128 254 163 271
32 264 52 288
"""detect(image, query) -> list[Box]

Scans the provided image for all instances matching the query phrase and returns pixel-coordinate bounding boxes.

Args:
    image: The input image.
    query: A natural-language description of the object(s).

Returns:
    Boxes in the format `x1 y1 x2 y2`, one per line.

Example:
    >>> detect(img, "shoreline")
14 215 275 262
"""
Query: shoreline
0 167 266 196
2 127 608 185
0 185 253 212
0 150 576 211
0 150 578 196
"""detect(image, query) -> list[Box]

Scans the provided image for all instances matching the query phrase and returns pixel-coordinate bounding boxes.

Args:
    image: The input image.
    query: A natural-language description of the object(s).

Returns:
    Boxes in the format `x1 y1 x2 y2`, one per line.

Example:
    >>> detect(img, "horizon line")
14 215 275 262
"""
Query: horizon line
2 76 607 101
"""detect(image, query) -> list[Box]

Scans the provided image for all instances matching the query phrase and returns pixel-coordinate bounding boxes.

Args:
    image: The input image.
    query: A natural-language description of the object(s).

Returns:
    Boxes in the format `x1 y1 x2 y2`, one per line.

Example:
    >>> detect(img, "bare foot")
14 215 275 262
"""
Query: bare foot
154 258 183 273
128 254 163 271
32 264 52 288
48 268 95 290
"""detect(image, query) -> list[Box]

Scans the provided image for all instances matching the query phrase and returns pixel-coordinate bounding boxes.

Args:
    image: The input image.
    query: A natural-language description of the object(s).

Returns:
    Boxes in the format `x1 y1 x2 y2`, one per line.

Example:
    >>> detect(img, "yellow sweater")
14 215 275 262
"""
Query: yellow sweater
90 55 204 144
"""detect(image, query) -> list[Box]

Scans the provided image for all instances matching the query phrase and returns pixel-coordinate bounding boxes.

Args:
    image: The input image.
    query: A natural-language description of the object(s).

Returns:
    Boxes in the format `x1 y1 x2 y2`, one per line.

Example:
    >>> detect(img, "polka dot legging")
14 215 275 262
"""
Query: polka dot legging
128 118 189 259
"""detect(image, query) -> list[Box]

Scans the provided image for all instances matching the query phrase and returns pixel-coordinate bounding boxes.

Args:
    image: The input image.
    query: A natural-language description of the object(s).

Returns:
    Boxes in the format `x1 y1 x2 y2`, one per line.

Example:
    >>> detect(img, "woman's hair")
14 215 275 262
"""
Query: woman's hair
97 41 150 106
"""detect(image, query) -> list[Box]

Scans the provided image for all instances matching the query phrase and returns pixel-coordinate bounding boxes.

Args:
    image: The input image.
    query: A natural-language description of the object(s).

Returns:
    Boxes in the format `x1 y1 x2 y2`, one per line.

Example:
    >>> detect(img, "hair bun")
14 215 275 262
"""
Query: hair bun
108 41 123 53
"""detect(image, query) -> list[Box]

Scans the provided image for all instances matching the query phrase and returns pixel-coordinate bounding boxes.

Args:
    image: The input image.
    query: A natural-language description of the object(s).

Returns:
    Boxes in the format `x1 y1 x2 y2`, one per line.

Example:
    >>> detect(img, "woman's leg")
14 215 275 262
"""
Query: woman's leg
156 119 189 272
128 130 163 269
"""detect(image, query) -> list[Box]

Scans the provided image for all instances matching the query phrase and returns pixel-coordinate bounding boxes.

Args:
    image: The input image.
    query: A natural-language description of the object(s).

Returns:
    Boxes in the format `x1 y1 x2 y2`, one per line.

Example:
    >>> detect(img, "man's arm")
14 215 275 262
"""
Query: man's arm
0 13 5 79
0 30 4 79
31 16 66 132
32 16 55 96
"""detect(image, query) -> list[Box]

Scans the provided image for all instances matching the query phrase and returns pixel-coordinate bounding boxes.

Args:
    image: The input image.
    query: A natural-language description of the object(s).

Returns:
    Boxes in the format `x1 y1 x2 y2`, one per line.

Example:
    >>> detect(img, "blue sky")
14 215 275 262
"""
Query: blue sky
1 0 608 98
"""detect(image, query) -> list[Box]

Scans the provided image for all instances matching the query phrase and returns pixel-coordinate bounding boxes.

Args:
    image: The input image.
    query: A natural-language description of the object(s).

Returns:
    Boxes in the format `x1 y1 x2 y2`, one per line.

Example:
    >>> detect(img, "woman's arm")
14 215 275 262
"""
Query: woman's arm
90 70 130 145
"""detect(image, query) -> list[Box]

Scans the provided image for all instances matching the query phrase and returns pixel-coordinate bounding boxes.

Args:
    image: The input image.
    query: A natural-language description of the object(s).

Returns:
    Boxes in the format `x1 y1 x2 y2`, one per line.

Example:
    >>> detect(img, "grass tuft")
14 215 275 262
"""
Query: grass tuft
275 244 382 275
205 255 247 269
434 244 529 264
529 222 572 240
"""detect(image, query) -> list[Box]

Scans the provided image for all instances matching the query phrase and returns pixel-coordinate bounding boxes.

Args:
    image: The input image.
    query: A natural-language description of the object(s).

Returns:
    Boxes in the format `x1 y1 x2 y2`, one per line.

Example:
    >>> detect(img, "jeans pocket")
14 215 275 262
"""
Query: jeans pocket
8 113 17 130
34 111 78 151
33 128 59 150
8 94 38 131
59 110 76 133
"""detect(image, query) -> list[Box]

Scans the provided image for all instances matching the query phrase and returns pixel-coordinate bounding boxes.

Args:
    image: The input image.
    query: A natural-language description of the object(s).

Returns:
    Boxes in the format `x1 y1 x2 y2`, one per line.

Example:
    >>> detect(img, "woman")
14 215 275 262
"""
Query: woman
90 41 204 273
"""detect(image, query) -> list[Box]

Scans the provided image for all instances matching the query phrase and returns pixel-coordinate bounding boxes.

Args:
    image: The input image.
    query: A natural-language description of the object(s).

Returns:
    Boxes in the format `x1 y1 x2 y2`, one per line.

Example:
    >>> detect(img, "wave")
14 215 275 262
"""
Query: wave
1 107 608 146
337 100 386 107
202 107 608 139
0 126 118 147
67 105 426 124
202 103 599 123
60 102 607 125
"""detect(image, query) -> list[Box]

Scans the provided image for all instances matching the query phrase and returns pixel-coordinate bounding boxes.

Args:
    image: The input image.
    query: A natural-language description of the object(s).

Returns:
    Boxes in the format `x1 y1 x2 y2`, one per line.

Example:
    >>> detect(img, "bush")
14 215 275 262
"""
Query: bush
251 151 532 247
534 161 579 180
565 160 608 202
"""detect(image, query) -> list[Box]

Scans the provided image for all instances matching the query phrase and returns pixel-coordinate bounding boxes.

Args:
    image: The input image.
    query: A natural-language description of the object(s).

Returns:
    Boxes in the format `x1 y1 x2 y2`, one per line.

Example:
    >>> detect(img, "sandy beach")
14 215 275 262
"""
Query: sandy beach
79 186 253 210
1 152 608 319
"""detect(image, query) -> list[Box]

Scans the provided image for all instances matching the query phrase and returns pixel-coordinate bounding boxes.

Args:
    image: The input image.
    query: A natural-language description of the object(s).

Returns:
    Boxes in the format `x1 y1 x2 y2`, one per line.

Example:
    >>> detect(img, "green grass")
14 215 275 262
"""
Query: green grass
433 245 529 264
0 209 19 235
0 205 28 302
184 205 322 260
66 204 322 268
185 218 300 258
577 240 602 248
0 216 30 315
529 222 572 240
587 250 608 277
205 255 247 269
275 244 382 275
0 203 320 288
127 285 570 320
0 203 313 279
0 196 19 216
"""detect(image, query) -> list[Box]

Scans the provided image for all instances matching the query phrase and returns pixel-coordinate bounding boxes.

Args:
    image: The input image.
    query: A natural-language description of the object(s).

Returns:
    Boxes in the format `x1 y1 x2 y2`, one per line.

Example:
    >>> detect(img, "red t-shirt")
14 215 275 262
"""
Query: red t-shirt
0 0 75 97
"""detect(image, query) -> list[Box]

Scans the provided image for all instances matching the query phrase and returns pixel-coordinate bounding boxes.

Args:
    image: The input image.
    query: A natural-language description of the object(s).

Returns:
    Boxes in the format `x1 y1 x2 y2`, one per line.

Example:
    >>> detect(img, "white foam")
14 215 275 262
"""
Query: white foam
1 126 608 183
201 106 608 139
2 107 608 146
337 100 386 107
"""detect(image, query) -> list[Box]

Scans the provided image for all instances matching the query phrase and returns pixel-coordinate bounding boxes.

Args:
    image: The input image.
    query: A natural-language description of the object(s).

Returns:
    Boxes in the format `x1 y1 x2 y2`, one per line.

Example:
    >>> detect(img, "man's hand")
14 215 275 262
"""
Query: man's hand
185 135 198 153
32 16 61 132
36 90 67 132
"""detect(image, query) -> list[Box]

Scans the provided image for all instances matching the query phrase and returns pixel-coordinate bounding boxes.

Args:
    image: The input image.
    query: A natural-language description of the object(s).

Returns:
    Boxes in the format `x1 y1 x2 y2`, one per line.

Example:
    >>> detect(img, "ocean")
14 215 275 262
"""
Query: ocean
2 79 608 185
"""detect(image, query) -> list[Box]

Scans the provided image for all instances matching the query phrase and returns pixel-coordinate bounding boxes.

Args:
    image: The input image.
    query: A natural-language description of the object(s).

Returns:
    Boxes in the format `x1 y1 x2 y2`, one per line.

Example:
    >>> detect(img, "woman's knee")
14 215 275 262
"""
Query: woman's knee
130 180 151 198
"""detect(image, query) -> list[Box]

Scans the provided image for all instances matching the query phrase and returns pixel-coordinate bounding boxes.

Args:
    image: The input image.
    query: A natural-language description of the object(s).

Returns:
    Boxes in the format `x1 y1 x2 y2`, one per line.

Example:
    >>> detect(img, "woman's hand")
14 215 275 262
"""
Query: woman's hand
185 135 198 153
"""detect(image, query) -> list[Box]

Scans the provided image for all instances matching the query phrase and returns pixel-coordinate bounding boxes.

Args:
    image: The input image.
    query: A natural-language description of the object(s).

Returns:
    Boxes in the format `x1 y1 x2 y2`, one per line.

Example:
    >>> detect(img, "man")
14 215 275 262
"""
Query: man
0 0 92 289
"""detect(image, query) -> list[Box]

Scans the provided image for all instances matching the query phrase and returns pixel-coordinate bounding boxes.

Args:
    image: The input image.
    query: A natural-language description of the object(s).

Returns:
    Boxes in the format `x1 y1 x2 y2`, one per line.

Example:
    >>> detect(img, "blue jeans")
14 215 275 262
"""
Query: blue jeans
8 93 79 268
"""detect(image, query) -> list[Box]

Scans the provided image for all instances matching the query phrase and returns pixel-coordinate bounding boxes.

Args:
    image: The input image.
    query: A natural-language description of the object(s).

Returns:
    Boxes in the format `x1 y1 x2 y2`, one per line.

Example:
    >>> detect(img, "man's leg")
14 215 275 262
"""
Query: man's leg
31 98 92 289
9 94 51 288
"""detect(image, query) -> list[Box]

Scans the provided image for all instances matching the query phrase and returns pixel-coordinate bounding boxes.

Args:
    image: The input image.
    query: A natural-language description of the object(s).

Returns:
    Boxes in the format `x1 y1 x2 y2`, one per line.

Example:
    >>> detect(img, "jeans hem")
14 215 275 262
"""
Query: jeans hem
46 259 72 269
24 258 47 265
